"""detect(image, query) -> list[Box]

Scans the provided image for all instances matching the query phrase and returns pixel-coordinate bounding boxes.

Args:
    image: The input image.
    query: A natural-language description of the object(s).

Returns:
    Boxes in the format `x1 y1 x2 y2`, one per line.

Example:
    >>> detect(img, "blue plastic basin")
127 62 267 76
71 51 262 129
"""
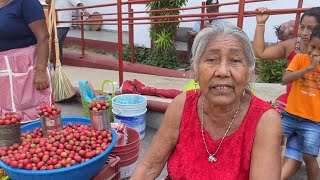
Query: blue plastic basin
0 116 116 180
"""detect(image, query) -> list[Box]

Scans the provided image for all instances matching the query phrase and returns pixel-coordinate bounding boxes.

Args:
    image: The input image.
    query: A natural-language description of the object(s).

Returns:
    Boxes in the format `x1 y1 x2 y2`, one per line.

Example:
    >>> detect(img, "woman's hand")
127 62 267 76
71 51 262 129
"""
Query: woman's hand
255 7 269 24
34 70 49 90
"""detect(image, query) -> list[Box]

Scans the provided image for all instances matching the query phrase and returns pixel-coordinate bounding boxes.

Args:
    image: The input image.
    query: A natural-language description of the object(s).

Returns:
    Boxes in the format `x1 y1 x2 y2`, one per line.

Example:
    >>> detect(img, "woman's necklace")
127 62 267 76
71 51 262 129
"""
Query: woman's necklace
0 0 10 9
201 97 240 163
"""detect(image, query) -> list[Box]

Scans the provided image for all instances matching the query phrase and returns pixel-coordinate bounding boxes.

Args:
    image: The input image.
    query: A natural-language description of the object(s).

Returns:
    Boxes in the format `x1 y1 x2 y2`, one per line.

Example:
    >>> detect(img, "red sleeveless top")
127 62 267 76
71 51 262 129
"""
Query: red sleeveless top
167 91 273 180
276 37 302 104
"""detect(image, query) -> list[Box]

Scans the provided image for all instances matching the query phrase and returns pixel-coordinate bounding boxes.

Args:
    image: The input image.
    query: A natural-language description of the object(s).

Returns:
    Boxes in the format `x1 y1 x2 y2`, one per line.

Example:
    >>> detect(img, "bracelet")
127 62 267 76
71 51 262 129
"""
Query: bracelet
257 24 265 26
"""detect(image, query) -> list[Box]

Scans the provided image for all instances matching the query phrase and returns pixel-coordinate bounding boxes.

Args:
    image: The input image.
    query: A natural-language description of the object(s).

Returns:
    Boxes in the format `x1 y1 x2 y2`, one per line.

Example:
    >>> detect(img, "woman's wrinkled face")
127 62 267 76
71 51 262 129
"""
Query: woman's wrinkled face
197 34 249 106
299 16 319 44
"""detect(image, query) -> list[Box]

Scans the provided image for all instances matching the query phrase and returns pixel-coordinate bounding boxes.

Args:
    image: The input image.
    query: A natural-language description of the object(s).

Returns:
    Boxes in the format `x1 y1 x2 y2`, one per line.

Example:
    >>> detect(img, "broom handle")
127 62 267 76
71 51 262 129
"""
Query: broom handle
49 0 62 68
53 3 62 68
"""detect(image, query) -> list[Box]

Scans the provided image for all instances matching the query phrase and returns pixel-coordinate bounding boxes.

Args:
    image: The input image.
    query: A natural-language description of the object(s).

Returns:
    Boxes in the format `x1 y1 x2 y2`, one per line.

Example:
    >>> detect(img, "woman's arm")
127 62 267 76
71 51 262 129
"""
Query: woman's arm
253 7 291 60
28 19 50 90
130 93 186 180
253 24 289 60
250 109 282 180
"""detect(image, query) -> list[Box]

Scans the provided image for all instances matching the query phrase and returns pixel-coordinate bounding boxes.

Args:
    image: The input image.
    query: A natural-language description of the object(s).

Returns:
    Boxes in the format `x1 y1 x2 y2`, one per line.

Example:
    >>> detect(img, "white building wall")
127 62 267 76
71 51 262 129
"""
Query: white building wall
81 0 318 48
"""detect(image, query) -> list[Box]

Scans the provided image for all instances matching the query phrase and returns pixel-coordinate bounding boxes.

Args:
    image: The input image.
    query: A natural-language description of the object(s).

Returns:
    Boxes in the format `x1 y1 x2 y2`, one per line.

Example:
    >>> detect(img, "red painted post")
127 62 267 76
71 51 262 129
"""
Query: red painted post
129 4 135 64
117 0 124 85
200 2 205 30
294 0 303 36
80 12 85 58
237 0 245 29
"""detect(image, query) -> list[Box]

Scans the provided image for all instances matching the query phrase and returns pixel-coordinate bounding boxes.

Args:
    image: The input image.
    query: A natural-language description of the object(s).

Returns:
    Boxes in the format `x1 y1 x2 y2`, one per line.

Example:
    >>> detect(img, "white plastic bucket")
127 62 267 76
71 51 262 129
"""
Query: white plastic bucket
112 94 147 139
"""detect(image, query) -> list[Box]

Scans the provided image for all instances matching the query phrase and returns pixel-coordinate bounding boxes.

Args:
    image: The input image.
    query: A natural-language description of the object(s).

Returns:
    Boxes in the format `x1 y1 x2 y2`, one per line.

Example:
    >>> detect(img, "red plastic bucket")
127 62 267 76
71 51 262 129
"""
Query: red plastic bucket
111 127 140 159
111 127 140 178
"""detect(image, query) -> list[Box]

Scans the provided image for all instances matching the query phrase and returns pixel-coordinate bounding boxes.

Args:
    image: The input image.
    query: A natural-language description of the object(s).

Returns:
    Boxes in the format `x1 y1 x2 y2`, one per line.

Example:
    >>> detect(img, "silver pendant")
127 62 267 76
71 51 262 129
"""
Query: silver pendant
208 155 217 163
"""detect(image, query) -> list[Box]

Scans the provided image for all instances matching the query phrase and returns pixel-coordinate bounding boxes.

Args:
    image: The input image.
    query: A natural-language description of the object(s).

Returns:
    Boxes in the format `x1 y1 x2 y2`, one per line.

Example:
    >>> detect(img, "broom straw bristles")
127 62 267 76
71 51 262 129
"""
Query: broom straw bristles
52 66 76 102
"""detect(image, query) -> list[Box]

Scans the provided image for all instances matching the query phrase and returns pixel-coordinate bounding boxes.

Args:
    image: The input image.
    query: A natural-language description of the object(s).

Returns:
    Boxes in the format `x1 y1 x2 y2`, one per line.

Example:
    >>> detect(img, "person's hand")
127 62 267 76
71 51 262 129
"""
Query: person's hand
187 30 197 37
308 54 320 71
34 70 49 90
255 7 269 24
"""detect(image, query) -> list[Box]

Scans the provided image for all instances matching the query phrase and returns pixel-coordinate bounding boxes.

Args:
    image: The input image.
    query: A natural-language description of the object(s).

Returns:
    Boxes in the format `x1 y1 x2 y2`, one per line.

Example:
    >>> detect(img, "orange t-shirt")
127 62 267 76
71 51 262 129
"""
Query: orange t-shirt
285 54 320 122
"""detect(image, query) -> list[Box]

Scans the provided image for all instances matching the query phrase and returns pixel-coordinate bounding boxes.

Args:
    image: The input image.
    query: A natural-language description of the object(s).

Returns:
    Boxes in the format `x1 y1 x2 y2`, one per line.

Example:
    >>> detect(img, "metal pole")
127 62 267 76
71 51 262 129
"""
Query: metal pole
201 2 205 30
237 0 245 29
117 0 124 85
80 12 85 58
294 0 303 36
129 4 135 64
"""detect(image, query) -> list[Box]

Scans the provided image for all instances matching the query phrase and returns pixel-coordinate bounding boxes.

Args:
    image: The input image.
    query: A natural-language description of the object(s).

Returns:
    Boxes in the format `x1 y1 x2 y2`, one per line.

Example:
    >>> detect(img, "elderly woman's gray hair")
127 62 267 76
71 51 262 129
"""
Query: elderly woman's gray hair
191 22 255 81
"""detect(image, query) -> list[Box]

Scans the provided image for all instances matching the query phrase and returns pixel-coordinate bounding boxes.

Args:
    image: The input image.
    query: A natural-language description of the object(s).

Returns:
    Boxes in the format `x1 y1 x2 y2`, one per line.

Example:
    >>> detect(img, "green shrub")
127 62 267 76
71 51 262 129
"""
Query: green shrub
114 44 179 69
114 44 151 64
256 59 287 83
147 47 179 69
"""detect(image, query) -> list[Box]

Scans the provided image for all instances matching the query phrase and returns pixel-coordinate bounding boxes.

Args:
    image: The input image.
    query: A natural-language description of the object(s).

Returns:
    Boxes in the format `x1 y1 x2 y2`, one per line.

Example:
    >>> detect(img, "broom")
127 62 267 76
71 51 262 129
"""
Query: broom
48 0 76 102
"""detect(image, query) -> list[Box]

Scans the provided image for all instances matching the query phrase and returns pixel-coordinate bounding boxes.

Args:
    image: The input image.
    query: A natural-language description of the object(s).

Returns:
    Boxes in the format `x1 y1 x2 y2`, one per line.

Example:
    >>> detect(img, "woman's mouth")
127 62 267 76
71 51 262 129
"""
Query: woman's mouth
211 85 233 92
302 38 309 42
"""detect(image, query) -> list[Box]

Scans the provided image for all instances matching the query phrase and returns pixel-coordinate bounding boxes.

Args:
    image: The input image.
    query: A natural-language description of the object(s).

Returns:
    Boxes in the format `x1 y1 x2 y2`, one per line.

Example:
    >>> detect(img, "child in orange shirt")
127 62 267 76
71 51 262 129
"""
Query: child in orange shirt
281 25 320 179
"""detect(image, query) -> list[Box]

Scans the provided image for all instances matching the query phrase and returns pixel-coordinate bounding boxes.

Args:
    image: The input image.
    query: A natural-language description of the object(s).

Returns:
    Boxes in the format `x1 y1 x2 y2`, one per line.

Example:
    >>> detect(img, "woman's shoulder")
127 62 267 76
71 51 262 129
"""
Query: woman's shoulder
170 92 187 107
166 91 198 120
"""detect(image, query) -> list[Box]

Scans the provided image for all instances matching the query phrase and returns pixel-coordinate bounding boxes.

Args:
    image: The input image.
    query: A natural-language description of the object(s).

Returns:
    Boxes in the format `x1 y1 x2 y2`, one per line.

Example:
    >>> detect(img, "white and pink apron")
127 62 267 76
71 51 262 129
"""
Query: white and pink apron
0 45 52 123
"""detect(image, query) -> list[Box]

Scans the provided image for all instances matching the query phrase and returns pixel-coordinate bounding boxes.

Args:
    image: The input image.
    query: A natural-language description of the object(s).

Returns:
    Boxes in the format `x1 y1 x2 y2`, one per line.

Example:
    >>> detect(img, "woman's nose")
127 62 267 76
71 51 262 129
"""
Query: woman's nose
214 61 230 77
301 28 309 36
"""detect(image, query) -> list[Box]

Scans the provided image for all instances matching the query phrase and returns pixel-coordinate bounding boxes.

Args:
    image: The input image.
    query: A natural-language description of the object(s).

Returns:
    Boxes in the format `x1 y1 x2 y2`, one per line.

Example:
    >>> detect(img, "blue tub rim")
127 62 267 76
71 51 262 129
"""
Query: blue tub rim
112 94 147 106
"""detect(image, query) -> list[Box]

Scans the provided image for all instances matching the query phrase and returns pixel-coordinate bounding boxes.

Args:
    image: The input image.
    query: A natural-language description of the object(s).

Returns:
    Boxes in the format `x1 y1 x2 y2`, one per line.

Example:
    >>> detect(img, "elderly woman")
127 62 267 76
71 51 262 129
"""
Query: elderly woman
131 22 282 180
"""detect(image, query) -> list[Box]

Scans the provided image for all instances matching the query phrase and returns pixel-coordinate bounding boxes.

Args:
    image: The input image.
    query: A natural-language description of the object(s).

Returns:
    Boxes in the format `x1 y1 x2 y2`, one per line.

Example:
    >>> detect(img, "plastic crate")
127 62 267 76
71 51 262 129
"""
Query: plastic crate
92 154 120 180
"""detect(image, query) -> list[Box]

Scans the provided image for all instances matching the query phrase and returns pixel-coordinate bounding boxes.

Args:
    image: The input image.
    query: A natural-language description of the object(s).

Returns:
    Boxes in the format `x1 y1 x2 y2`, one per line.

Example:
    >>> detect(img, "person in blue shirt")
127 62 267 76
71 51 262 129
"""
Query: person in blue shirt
0 0 51 122
186 0 222 62
0 0 49 89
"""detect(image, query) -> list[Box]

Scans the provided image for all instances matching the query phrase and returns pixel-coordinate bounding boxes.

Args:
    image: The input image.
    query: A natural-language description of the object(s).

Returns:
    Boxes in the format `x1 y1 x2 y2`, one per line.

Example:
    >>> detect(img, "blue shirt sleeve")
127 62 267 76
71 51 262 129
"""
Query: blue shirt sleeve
22 0 45 24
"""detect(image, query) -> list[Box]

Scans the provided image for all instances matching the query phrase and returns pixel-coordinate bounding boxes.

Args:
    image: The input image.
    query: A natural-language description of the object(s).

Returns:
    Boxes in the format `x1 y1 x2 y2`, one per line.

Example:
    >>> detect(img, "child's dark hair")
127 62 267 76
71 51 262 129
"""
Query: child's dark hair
301 7 320 24
310 25 320 41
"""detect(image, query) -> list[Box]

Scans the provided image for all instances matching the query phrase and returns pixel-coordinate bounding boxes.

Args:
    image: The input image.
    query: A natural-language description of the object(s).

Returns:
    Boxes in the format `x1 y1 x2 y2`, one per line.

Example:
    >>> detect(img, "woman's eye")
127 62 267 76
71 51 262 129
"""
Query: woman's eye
231 59 241 63
207 58 218 62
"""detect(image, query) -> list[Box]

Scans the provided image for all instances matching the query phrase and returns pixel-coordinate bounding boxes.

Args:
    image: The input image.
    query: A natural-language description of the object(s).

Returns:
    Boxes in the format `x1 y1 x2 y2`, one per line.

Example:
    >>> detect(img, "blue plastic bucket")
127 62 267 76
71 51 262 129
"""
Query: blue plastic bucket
112 94 147 139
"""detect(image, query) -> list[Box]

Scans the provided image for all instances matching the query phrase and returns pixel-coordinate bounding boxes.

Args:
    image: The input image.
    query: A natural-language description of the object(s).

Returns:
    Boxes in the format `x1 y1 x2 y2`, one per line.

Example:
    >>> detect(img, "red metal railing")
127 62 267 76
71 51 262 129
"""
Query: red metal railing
53 0 309 85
